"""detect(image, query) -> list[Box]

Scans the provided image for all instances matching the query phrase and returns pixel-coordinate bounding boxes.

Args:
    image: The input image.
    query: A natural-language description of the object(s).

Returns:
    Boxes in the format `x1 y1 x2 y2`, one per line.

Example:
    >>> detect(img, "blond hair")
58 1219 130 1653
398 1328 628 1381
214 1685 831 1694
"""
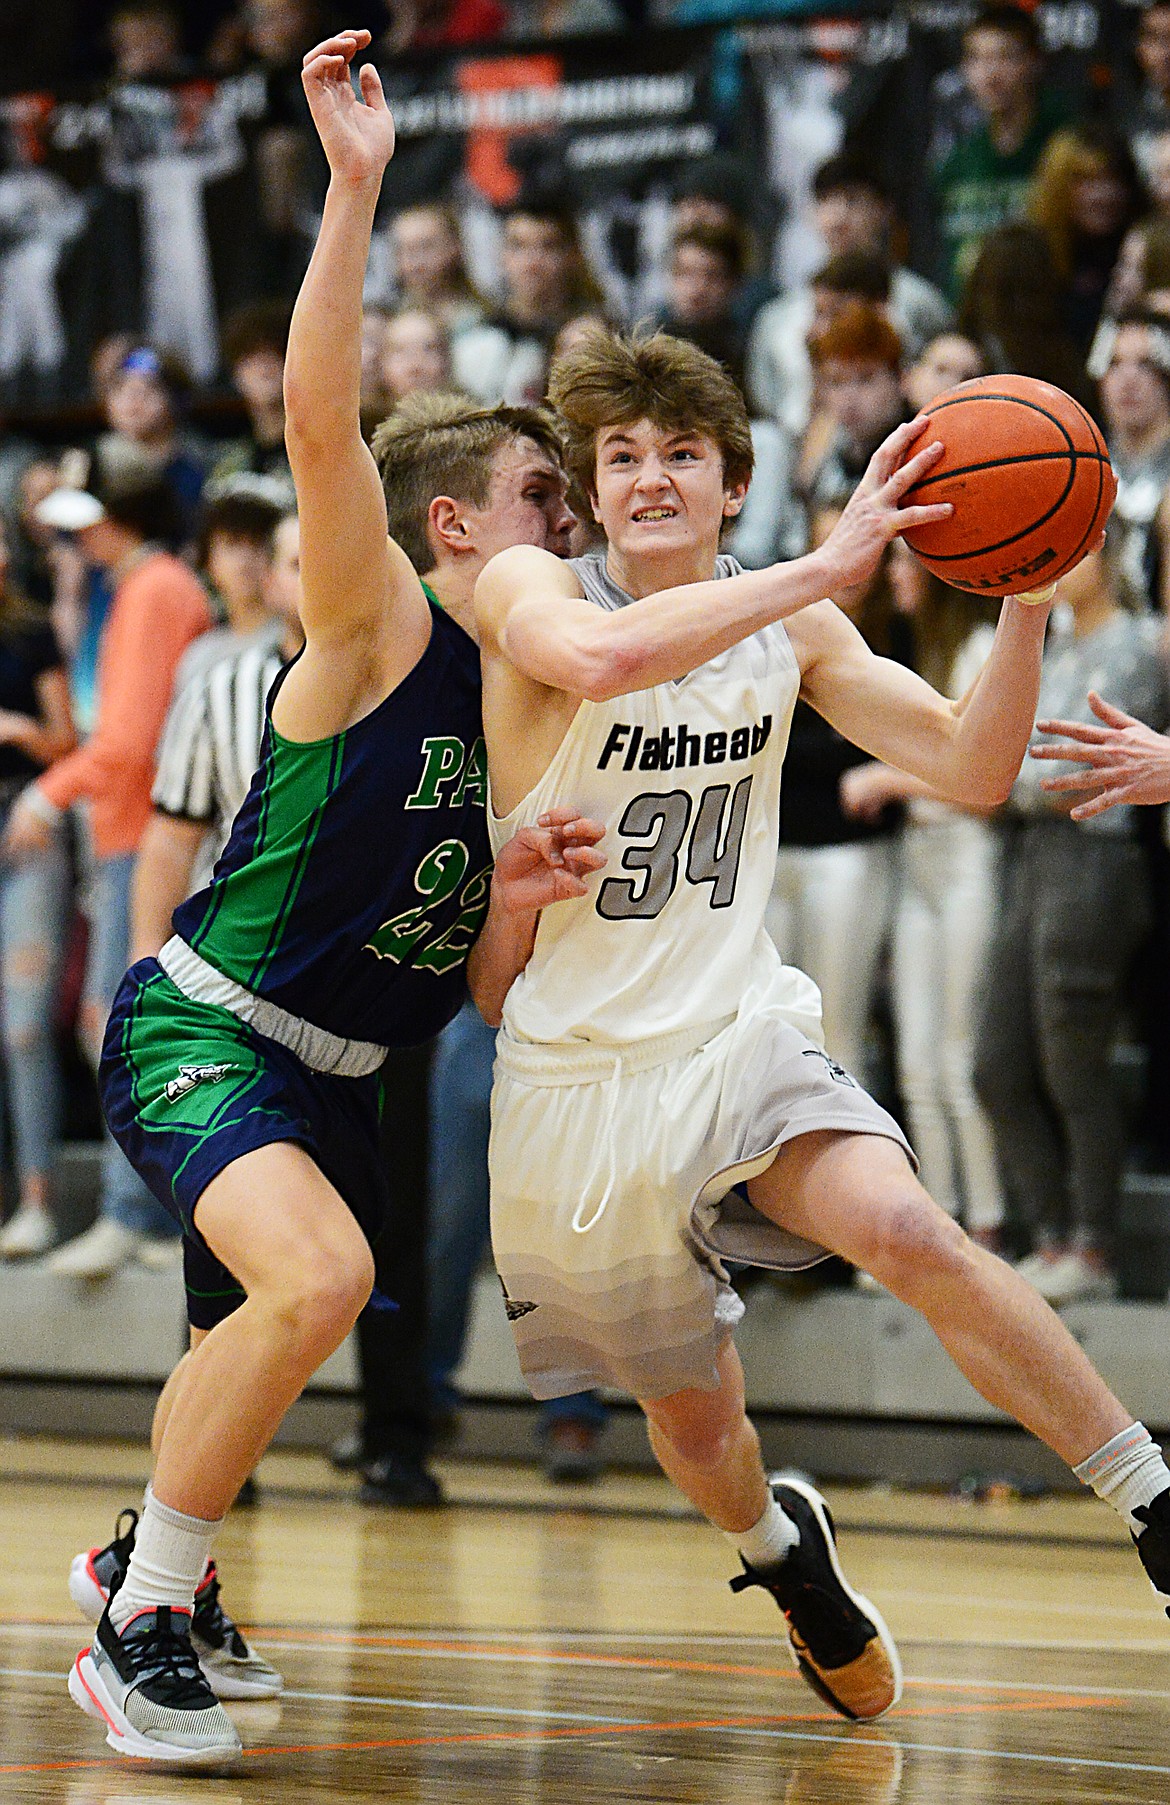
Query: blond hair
547 325 754 498
370 391 563 574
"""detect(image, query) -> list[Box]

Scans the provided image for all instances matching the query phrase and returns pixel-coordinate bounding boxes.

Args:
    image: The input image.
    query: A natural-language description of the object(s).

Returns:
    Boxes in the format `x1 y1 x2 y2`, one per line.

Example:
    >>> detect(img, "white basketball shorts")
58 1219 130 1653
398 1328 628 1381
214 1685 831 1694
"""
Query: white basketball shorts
489 964 914 1403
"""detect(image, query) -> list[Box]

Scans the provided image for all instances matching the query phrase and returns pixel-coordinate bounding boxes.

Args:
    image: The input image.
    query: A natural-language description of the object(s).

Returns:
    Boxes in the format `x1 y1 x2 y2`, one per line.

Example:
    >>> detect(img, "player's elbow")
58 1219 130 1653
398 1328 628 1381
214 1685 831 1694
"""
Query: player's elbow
947 766 1013 811
283 374 349 460
576 635 652 703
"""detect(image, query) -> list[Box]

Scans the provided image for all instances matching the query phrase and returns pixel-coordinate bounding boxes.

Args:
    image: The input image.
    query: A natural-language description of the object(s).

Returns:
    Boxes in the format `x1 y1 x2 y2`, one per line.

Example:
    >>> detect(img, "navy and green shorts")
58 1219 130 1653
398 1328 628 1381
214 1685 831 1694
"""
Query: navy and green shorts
100 959 388 1330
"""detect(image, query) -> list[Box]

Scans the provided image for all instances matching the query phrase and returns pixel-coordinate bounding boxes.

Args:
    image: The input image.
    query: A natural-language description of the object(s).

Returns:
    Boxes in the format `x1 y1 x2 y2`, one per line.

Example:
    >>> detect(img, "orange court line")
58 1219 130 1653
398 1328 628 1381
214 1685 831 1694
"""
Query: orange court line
3 1616 1131 1701
0 1693 1120 1775
254 1626 1122 1698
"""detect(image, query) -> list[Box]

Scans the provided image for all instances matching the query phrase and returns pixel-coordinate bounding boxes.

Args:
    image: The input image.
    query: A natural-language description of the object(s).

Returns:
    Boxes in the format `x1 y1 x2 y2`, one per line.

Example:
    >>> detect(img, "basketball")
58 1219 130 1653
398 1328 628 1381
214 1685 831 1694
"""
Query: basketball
899 374 1117 595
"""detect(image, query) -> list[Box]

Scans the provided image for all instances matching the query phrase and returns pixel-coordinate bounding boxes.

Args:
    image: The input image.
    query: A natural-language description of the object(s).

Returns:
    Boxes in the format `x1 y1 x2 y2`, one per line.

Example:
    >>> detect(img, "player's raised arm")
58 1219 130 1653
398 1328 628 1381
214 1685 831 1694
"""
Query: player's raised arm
475 419 950 701
282 30 429 724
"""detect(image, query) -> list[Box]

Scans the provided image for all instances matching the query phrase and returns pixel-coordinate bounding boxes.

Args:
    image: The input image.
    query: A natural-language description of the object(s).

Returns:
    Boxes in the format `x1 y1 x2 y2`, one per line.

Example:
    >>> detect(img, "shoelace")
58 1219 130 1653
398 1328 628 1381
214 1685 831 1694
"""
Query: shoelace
194 1569 248 1655
126 1612 213 1707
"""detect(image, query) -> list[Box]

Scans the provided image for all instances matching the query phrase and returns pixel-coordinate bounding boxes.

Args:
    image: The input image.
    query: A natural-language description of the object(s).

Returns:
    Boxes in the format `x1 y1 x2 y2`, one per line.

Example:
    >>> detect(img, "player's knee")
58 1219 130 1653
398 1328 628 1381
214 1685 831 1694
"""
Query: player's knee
649 1402 741 1472
865 1188 970 1297
278 1239 374 1349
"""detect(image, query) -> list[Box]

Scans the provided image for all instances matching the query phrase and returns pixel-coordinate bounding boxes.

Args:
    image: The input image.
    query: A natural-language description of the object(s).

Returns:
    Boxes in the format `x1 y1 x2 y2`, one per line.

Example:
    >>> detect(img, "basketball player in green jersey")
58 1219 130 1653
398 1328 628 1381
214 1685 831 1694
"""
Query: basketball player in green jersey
474 325 1170 1720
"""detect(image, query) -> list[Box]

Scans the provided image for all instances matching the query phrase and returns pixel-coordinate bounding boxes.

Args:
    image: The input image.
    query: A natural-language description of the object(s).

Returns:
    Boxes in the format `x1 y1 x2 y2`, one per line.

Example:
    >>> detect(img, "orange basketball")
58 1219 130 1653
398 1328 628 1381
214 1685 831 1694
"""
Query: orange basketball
899 374 1117 595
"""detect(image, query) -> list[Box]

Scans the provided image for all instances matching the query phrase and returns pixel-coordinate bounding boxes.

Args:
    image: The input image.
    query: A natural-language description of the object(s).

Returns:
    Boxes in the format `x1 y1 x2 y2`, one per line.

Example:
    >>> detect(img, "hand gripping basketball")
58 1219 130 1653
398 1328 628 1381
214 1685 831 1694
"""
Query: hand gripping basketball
898 376 1116 596
820 420 951 591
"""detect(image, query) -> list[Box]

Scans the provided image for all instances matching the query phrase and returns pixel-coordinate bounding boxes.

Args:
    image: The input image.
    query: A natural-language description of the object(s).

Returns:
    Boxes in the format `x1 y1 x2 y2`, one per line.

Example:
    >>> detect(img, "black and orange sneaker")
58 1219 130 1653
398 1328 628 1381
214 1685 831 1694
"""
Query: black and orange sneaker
1133 1486 1170 1613
69 1511 282 1698
730 1478 902 1721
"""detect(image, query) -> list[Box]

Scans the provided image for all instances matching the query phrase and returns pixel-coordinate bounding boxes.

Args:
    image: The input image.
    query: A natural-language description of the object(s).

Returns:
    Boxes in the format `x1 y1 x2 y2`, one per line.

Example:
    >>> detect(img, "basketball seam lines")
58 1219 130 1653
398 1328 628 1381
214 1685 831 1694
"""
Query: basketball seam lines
908 449 1109 491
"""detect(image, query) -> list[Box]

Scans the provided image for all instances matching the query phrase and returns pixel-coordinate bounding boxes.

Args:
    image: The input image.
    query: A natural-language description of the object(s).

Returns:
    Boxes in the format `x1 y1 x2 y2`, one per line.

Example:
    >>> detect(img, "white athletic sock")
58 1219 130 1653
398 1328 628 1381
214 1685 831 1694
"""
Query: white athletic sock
730 1494 801 1571
1073 1424 1170 1535
108 1486 223 1633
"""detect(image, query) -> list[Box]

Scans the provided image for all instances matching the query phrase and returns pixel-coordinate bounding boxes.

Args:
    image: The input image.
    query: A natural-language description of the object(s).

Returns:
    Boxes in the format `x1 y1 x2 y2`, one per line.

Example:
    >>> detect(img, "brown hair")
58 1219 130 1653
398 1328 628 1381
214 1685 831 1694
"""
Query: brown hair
370 391 564 575
808 299 903 371
812 250 892 304
908 570 1000 692
671 220 750 283
956 221 1094 405
1029 122 1144 280
221 300 291 368
547 325 754 498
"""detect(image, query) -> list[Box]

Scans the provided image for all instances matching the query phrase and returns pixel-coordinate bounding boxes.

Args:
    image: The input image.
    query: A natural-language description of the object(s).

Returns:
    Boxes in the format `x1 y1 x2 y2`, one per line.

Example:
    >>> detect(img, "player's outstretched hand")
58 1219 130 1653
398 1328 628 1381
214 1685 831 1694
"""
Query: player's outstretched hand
492 809 606 915
302 29 395 185
1030 691 1170 818
819 418 951 591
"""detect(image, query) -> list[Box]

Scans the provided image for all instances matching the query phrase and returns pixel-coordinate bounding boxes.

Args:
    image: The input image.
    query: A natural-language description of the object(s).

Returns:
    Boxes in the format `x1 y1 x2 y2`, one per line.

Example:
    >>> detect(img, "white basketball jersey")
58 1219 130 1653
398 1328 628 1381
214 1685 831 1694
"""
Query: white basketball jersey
490 552 814 1045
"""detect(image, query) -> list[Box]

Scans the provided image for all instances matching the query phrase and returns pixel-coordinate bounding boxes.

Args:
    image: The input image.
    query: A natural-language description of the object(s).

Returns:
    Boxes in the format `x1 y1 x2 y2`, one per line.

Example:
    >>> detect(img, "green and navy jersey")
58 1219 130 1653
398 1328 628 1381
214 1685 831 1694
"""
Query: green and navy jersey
171 601 490 1048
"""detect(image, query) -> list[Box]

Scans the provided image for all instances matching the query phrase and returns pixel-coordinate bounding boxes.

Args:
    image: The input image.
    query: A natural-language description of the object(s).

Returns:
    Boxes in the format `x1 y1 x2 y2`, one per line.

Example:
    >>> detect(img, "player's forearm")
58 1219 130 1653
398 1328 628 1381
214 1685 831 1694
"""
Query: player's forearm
284 176 380 453
553 549 838 701
466 895 538 1029
934 598 1050 806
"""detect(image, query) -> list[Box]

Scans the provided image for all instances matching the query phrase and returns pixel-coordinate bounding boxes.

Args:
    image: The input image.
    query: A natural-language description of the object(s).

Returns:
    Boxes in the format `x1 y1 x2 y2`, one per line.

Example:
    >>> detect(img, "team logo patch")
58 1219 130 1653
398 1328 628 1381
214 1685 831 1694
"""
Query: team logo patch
164 1062 238 1103
500 1279 539 1321
801 1047 858 1089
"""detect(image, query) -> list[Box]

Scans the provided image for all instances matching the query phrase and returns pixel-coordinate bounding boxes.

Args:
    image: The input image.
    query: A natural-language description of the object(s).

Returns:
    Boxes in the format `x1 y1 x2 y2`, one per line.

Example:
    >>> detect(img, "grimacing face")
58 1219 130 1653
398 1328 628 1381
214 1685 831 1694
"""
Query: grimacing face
591 418 744 564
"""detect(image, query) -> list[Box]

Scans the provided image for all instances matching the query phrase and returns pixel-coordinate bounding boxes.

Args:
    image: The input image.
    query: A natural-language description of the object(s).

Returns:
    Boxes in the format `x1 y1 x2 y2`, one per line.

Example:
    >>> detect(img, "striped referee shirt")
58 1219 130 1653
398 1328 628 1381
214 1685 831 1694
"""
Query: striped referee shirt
152 622 287 888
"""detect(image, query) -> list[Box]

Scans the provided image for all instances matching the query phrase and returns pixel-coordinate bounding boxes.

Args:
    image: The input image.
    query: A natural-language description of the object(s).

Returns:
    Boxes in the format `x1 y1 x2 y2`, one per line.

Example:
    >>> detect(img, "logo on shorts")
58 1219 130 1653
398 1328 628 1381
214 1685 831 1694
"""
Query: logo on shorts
801 1048 858 1089
164 1062 238 1103
500 1278 538 1321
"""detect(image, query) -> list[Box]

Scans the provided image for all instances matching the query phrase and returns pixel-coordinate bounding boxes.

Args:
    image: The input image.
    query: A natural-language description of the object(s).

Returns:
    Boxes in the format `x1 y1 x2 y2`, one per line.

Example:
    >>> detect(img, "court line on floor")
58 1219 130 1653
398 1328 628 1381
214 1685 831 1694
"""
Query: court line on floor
0 1660 1118 1725
2 1669 1159 1782
9 1627 1170 1698
4 1711 1167 1781
1 1623 1158 1694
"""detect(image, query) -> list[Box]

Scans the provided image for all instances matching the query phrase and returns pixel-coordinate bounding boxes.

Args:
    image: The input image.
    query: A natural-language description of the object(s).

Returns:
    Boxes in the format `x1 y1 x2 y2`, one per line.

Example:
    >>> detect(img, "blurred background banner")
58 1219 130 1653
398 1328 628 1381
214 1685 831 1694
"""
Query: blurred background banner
0 1 1130 413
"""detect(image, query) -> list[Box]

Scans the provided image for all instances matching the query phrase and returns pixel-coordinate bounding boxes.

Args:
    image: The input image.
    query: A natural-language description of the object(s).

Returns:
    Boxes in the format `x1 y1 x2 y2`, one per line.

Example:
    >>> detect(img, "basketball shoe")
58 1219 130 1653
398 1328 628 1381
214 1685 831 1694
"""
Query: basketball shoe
70 1509 282 1698
1133 1486 1170 1611
729 1478 902 1720
69 1594 242 1766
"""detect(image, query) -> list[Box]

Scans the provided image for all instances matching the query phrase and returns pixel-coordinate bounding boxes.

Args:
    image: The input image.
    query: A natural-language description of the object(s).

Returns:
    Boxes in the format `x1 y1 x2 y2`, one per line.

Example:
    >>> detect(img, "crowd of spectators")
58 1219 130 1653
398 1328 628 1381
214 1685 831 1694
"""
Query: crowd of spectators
5 0 1170 1491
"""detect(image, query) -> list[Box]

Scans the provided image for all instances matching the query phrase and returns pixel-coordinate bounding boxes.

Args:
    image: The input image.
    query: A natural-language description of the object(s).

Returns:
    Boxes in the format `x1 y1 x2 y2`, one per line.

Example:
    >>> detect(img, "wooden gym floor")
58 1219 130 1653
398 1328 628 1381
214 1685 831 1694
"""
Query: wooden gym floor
2 1435 1169 1803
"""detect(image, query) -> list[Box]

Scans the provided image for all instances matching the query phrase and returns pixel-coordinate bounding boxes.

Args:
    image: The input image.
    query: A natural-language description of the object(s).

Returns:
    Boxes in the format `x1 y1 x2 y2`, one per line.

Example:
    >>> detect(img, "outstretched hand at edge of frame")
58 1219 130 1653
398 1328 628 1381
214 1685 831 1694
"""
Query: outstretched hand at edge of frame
1030 690 1170 819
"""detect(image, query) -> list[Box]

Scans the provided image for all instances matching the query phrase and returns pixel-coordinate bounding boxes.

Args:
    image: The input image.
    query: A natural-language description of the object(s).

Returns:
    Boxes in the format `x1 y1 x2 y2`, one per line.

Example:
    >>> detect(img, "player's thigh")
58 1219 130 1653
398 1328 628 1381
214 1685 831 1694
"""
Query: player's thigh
192 1140 374 1308
747 1128 960 1278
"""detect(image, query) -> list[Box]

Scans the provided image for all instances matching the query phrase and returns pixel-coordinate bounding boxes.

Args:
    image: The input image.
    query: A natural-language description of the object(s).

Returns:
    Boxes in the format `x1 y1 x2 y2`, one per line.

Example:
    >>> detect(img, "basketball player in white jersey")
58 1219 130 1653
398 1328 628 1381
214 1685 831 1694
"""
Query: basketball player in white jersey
476 326 1170 1722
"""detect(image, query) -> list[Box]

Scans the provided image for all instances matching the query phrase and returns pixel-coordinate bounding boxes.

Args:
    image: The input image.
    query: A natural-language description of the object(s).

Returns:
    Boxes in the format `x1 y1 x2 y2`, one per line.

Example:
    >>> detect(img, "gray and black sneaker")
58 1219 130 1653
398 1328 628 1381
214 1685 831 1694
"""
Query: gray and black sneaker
1133 1486 1170 1615
69 1597 242 1766
70 1510 282 1699
729 1478 902 1721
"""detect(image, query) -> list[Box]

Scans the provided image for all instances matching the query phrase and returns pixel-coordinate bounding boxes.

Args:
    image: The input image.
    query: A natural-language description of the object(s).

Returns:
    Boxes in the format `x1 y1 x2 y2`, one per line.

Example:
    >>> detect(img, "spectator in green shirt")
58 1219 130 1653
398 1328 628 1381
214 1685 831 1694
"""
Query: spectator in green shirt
933 3 1068 298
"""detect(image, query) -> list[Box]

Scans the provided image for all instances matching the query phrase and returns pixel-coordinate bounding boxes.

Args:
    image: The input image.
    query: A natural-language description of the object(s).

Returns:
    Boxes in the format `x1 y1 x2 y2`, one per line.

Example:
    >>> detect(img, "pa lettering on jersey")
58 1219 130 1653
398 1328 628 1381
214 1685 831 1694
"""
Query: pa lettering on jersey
405 735 487 810
598 716 772 774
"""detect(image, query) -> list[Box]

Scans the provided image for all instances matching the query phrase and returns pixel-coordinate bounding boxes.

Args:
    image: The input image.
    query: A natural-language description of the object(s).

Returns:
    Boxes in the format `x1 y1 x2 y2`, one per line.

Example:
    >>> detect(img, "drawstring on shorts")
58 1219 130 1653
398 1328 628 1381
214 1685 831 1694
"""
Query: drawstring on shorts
572 1054 624 1235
